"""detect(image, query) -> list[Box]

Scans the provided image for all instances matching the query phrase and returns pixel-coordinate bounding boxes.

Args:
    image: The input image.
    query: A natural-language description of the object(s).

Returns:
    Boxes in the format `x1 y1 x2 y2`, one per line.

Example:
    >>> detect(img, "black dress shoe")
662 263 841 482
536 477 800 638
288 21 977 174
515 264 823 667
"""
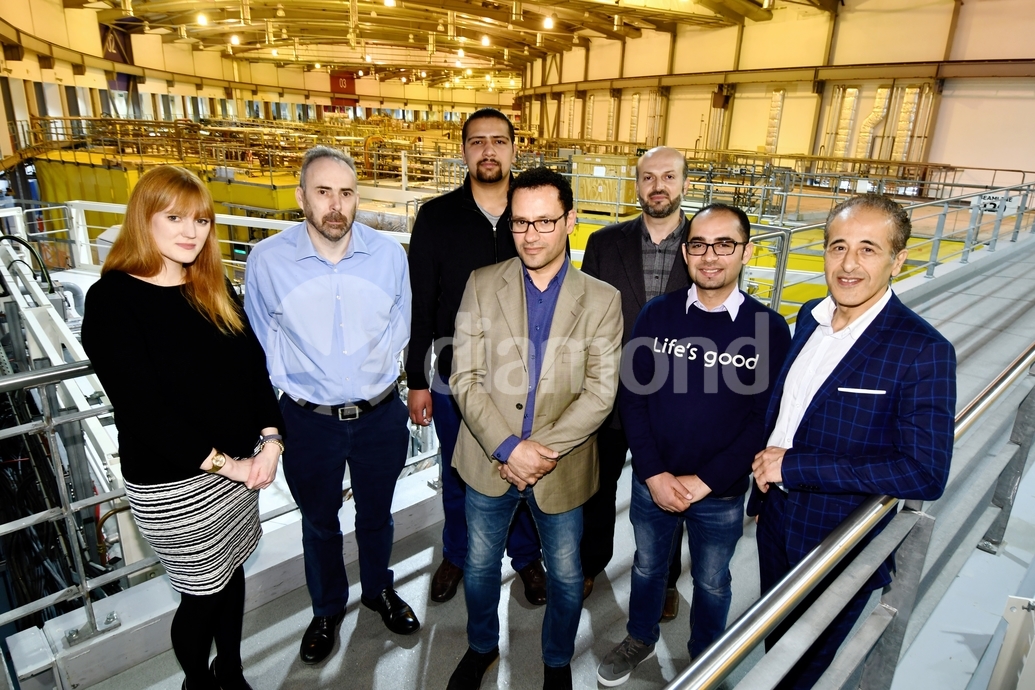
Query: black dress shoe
210 657 254 690
361 588 421 635
446 647 500 690
431 559 464 603
517 560 547 606
299 611 345 665
543 663 572 690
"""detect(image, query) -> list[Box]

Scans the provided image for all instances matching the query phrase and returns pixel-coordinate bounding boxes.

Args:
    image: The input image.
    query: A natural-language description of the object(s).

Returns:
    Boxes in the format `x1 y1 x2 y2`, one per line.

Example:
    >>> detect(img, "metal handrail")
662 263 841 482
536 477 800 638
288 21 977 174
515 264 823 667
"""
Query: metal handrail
665 342 1035 690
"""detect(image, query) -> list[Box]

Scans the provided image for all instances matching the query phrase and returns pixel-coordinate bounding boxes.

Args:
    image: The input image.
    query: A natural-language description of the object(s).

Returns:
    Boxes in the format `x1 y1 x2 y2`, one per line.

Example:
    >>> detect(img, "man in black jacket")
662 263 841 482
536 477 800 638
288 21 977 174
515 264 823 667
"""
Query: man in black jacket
406 109 545 606
579 146 691 610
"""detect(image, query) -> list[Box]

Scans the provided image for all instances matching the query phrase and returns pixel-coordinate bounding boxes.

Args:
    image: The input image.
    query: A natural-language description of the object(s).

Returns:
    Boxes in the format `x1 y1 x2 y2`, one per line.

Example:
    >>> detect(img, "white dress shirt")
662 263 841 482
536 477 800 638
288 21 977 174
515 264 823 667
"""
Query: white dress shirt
685 284 746 321
767 287 894 450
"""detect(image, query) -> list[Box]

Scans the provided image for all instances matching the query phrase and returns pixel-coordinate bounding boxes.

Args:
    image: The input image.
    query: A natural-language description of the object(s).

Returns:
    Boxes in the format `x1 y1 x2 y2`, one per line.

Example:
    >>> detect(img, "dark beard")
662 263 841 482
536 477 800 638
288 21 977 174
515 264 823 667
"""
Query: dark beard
308 210 353 242
639 194 682 219
472 161 505 184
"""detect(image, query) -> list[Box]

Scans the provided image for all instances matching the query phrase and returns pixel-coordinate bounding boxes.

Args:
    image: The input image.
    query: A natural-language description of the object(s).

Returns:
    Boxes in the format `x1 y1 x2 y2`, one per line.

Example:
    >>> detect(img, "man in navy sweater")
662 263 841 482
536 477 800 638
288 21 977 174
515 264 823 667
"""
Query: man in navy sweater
597 203 791 687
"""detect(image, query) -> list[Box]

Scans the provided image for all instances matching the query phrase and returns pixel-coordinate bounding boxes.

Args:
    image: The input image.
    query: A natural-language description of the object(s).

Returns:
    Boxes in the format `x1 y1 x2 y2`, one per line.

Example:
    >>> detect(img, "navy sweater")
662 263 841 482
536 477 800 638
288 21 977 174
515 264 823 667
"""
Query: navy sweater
619 290 792 498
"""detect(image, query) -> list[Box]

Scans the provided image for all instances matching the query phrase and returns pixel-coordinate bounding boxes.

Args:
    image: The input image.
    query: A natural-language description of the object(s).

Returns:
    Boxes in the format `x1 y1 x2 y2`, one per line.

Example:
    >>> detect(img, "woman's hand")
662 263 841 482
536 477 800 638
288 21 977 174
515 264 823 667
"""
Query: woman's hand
246 443 280 490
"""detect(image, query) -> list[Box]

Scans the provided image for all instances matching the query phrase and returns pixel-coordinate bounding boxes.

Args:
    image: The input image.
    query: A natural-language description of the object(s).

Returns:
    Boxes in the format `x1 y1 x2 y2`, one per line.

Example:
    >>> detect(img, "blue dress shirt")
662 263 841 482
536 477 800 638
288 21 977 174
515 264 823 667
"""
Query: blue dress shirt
492 260 569 463
244 220 411 405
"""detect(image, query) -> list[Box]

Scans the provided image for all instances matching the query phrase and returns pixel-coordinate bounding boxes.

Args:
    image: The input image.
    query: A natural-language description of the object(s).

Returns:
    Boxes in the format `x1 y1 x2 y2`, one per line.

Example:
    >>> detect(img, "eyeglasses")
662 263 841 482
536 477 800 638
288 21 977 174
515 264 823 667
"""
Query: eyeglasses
684 240 745 256
510 213 568 234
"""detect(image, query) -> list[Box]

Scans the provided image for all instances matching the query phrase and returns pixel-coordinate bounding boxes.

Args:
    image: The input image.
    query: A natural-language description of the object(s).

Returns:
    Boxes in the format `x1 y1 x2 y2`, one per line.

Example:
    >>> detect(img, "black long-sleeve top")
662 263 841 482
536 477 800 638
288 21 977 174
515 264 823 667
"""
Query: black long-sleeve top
404 174 518 390
81 270 283 485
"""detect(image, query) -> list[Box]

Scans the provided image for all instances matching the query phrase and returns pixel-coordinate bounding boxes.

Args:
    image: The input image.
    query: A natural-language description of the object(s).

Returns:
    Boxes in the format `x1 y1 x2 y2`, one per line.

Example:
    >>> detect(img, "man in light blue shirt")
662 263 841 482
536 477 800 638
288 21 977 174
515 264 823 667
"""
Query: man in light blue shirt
245 146 419 667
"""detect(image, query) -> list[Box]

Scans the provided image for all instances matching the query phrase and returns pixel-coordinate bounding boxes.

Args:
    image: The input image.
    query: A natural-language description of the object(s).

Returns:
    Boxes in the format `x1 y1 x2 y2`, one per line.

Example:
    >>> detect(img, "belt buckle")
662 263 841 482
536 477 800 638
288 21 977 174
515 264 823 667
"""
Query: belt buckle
337 405 360 421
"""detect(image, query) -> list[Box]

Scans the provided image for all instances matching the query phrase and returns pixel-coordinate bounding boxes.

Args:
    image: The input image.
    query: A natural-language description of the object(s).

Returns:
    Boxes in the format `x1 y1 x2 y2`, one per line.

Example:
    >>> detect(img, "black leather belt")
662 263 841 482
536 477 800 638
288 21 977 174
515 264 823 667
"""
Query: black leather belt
290 385 396 421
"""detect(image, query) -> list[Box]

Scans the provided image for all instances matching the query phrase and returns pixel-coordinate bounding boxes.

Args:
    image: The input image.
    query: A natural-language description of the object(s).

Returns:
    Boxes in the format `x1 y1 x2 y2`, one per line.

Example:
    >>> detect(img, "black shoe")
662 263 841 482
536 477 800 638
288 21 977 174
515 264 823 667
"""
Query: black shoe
446 647 500 690
361 588 421 635
517 559 547 606
543 663 572 690
299 611 345 665
210 658 253 690
431 559 464 603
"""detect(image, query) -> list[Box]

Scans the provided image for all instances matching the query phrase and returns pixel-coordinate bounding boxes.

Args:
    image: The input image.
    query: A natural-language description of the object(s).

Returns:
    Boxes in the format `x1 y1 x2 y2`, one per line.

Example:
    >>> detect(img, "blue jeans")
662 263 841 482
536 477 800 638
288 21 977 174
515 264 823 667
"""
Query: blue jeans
464 485 584 668
280 393 409 617
628 475 744 658
431 379 541 571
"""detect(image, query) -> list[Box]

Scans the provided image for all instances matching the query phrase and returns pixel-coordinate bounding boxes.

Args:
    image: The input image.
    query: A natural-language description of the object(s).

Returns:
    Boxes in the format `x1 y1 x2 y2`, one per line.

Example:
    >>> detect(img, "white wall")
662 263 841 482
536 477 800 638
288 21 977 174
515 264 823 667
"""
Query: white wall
624 31 672 78
664 86 713 150
928 78 1035 172
829 0 956 65
672 25 738 74
586 39 623 81
740 5 831 70
561 47 586 83
727 84 770 152
950 0 1035 61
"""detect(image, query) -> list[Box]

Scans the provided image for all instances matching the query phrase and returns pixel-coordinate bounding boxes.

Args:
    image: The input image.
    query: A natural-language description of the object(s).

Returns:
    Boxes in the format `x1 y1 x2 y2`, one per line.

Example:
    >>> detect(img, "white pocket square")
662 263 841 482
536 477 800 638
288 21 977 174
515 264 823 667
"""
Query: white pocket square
838 387 886 395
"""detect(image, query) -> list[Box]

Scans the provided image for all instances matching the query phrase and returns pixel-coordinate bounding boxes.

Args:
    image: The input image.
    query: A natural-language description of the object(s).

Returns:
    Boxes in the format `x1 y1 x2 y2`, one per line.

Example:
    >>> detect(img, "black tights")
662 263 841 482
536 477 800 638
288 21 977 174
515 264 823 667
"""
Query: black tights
170 565 246 690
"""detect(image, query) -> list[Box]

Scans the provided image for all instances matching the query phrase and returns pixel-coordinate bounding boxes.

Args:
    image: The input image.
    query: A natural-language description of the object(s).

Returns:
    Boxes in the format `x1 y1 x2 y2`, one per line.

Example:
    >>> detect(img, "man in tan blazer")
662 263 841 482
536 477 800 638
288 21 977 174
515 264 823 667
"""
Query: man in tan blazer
445 167 623 690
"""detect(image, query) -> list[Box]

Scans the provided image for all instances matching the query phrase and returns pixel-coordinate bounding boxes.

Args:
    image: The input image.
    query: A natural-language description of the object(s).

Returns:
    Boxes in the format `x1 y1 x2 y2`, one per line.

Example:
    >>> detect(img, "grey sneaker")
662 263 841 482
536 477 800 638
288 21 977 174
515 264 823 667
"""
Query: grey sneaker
597 635 657 687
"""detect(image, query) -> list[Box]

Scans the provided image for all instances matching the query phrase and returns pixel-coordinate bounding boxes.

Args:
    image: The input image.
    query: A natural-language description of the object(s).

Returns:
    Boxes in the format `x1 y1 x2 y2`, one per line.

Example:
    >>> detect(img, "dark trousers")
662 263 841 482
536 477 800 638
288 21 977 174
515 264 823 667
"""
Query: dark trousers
581 424 684 584
171 565 246 690
280 393 409 617
756 489 873 690
430 381 541 571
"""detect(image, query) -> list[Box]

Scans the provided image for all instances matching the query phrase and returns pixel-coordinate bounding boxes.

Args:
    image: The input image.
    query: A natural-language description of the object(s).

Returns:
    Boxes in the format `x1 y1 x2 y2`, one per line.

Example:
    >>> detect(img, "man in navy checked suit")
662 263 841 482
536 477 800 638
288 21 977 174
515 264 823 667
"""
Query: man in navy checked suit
751 193 957 689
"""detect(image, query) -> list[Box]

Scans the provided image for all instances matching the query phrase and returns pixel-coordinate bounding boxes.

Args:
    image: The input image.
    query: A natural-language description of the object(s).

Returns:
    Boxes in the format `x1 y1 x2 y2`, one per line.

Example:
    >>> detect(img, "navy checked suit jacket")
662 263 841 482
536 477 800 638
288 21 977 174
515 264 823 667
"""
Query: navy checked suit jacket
755 293 957 587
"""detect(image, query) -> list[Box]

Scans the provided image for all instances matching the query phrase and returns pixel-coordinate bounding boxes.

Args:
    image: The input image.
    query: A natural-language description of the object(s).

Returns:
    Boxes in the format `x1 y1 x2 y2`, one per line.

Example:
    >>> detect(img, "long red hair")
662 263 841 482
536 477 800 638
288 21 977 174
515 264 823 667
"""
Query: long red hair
103 165 243 334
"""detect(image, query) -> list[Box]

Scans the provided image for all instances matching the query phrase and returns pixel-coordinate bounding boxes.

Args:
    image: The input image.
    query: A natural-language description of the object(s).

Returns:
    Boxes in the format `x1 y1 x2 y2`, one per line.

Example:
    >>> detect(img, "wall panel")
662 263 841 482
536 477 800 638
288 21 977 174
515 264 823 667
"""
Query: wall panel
624 31 671 78
562 47 587 83
727 83 770 152
950 0 1035 61
830 0 955 66
672 25 738 74
664 85 713 150
740 5 830 70
928 78 1035 174
586 39 623 81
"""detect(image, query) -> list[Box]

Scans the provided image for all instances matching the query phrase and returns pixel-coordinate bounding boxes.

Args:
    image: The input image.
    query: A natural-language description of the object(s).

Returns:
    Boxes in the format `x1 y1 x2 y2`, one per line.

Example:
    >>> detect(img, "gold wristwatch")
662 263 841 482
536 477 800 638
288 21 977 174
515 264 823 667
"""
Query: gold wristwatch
207 452 227 474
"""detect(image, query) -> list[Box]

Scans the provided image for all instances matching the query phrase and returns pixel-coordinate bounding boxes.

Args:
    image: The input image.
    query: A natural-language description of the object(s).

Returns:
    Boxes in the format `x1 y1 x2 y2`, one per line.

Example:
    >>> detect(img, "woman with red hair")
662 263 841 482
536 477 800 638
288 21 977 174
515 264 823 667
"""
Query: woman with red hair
82 164 283 690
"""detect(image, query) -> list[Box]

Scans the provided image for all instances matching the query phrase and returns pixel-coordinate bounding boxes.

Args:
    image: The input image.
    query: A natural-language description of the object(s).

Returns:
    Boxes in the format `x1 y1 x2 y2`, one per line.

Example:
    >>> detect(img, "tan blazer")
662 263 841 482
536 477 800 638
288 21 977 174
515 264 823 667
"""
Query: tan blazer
450 258 623 514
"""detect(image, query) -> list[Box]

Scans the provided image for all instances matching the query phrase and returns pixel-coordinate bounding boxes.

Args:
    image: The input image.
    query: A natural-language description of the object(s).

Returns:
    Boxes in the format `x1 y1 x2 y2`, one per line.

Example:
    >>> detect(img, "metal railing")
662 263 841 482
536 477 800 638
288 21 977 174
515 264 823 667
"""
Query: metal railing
665 343 1035 690
745 180 1035 319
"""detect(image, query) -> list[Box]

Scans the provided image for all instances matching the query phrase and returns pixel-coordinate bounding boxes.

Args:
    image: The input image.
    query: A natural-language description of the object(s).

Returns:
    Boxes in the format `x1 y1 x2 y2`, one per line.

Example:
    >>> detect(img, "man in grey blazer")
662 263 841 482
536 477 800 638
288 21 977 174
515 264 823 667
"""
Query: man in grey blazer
446 168 623 690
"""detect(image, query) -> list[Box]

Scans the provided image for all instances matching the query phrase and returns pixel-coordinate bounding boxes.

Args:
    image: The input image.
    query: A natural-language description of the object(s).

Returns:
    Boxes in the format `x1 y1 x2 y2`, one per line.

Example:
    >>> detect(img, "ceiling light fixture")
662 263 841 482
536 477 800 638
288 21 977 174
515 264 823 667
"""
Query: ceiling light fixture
384 0 396 5
365 54 372 62
420 70 426 77
370 9 377 17
510 78 515 86
457 48 465 57
275 4 285 17
230 34 240 45
271 48 278 56
409 33 414 42
197 12 208 25
465 68 472 75
358 69 364 76
437 21 444 32
543 15 553 29
481 35 490 46
314 62 321 68
401 76 407 82
455 60 462 67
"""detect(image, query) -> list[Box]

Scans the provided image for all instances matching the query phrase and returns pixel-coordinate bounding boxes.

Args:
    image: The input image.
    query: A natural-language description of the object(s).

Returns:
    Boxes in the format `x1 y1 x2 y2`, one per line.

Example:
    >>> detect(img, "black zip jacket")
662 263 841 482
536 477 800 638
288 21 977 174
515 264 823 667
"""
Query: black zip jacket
405 174 518 390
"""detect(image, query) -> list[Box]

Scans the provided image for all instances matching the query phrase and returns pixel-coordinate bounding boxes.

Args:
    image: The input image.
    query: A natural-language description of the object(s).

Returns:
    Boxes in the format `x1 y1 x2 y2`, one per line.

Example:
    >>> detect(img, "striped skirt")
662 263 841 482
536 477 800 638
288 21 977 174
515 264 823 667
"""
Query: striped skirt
124 472 262 595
